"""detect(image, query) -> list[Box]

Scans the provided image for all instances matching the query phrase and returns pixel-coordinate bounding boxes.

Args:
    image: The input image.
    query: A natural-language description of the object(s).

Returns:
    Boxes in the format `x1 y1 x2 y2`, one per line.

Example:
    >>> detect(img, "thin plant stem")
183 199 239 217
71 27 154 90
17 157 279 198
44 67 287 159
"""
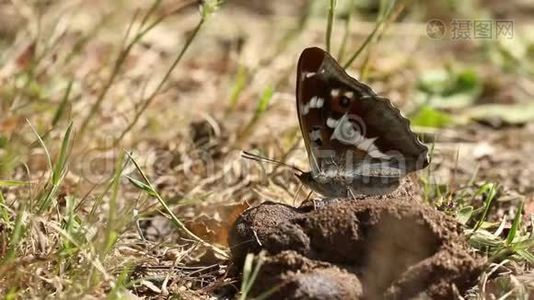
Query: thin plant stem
326 0 336 53
79 1 165 136
337 0 355 61
343 0 398 69
359 0 406 77
115 17 205 145
265 0 313 64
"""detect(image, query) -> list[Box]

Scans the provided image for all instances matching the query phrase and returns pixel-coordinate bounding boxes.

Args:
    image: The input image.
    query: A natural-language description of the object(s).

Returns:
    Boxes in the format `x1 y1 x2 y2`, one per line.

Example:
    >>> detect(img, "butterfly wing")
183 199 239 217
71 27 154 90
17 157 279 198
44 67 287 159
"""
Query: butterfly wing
296 47 428 181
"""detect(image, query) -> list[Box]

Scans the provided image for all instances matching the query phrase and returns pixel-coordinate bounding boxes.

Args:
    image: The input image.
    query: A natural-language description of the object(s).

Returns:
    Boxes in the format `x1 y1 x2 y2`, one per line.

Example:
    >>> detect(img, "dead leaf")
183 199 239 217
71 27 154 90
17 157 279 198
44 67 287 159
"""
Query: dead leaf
15 42 36 70
186 202 249 246
465 104 534 127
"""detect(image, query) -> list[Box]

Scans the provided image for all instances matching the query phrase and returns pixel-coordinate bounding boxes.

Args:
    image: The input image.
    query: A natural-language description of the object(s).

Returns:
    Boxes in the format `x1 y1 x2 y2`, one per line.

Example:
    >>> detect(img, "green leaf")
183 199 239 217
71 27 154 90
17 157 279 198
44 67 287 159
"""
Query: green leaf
456 206 473 225
416 68 481 109
410 106 454 128
447 69 479 95
126 176 156 197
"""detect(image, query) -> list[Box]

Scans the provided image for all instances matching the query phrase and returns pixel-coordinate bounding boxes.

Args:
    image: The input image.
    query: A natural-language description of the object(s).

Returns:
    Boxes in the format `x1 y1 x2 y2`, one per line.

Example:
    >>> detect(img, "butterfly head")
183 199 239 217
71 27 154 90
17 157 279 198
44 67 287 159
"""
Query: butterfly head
295 171 313 185
295 171 337 198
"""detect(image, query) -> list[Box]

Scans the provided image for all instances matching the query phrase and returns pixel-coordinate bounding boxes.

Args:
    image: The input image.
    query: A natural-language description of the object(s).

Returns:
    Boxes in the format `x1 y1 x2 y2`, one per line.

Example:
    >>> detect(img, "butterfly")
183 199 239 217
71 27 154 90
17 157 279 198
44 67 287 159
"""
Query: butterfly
244 47 428 199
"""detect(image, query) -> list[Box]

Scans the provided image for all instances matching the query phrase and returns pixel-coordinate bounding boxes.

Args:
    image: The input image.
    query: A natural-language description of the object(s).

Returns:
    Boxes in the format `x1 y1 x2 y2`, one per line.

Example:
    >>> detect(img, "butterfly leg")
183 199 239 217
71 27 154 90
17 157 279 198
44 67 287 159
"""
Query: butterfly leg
304 190 313 203
347 187 357 201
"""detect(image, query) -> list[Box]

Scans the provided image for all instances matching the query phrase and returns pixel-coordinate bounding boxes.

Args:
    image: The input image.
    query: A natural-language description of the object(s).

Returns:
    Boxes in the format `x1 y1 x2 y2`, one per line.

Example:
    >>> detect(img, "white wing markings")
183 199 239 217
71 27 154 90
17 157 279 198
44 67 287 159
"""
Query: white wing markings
329 114 392 159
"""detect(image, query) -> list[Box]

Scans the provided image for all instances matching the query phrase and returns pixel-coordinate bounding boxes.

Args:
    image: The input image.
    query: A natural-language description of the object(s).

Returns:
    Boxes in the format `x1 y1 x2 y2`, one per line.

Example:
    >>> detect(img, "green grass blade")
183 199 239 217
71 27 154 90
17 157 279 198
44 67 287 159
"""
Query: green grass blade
126 176 156 197
343 0 397 69
52 80 73 127
103 152 126 255
2 207 26 263
52 122 73 185
0 192 9 223
473 183 498 233
79 0 166 136
237 85 275 142
244 252 265 294
228 65 248 111
326 0 337 53
0 180 27 187
115 10 210 144
62 196 77 252
255 85 274 117
512 238 534 251
239 253 255 300
89 158 130 218
32 123 74 213
106 264 132 300
26 119 53 172
337 0 355 61
239 251 266 300
516 249 534 264
506 201 523 245
126 152 228 258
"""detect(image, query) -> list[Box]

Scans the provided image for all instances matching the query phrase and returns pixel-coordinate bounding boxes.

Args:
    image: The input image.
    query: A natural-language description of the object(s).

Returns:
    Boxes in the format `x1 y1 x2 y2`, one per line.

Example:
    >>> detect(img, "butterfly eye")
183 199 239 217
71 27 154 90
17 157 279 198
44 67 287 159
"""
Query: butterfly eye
339 96 351 108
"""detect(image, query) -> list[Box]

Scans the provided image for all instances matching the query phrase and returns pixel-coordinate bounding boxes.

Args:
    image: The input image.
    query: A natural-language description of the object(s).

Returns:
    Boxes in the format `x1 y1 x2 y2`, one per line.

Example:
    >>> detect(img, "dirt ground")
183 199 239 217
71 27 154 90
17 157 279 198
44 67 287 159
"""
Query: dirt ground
229 187 485 299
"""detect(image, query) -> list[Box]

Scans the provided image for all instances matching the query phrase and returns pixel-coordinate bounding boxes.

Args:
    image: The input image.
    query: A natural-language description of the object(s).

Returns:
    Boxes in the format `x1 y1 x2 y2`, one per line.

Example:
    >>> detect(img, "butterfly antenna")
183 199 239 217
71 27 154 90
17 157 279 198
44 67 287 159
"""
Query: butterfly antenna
241 151 304 175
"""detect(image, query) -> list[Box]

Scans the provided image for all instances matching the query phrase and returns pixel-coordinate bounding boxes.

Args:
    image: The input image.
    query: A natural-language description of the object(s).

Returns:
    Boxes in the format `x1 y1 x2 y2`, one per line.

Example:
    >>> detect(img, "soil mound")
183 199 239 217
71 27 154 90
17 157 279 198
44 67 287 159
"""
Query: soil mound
229 196 485 299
